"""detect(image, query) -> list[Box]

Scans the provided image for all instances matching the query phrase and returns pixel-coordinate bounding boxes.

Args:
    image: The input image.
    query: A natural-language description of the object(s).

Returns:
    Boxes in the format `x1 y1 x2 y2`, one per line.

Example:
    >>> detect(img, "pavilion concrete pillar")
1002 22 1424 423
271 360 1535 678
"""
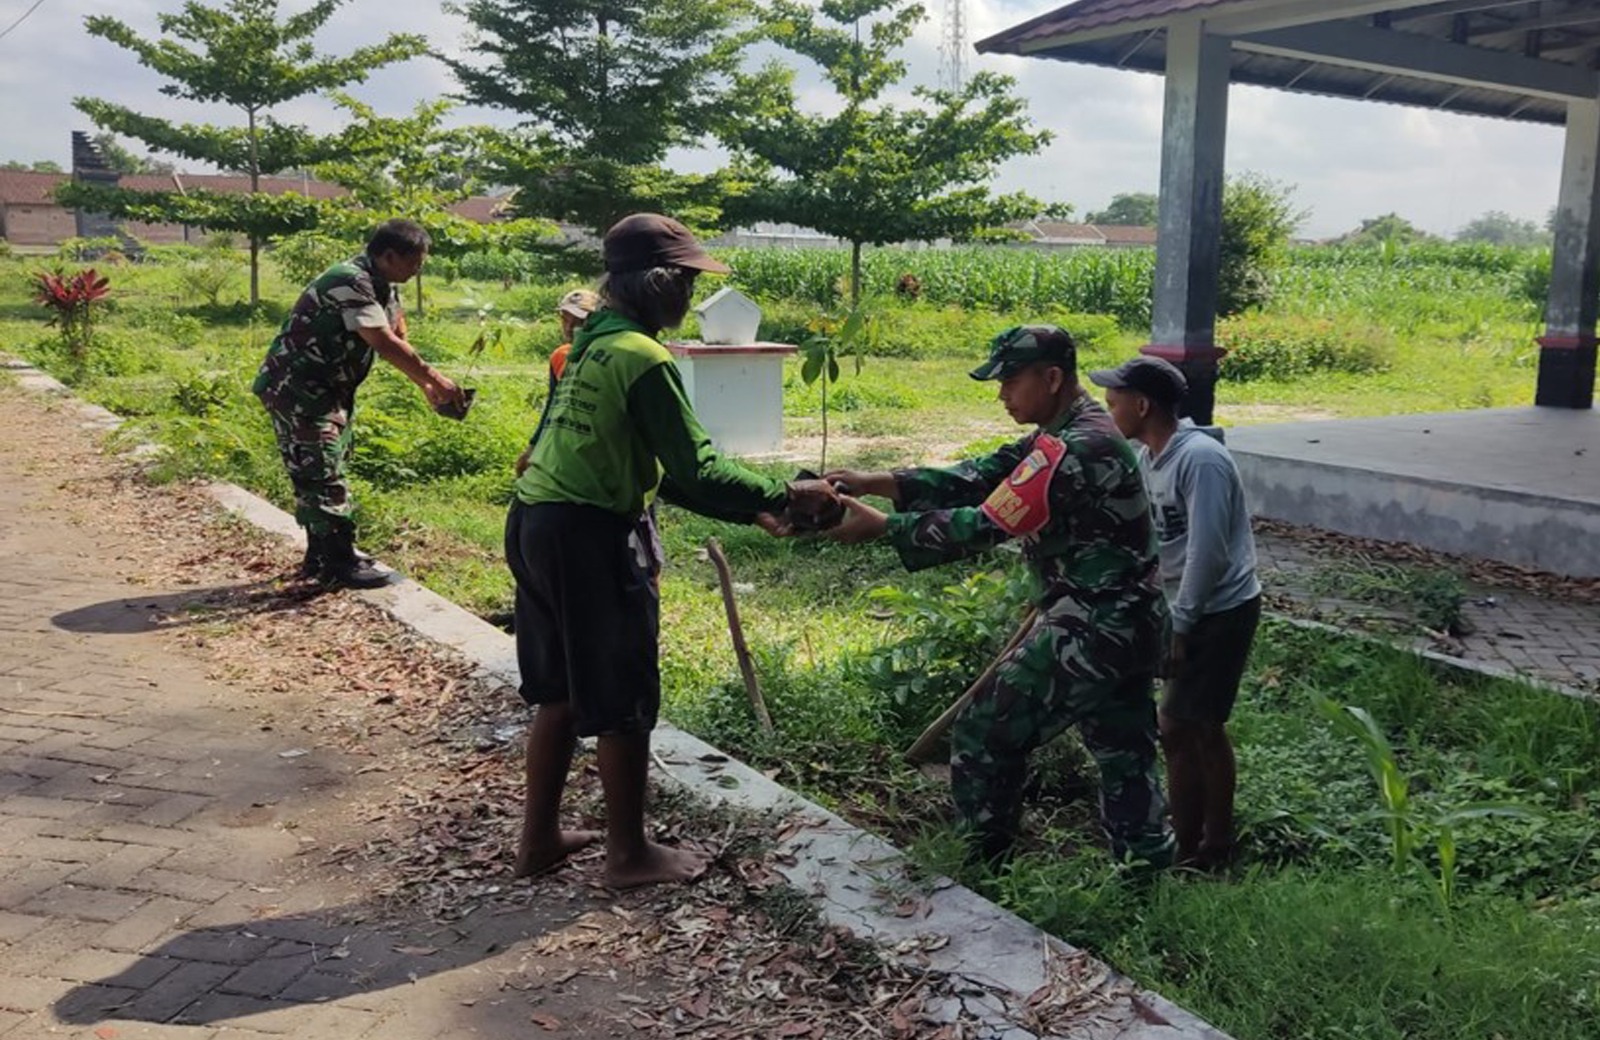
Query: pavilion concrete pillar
1540 98 1600 409
1142 21 1231 425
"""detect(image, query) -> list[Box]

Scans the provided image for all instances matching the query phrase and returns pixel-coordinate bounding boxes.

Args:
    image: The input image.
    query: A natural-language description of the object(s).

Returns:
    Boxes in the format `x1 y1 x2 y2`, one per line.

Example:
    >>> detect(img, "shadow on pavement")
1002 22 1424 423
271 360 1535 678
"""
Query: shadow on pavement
51 582 324 635
52 894 638 1033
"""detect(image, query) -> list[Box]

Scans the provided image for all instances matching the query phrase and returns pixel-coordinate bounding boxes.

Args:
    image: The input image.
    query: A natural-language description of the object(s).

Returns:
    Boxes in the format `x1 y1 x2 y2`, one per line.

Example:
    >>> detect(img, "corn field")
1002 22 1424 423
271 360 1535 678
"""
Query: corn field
713 242 1546 330
718 246 1160 327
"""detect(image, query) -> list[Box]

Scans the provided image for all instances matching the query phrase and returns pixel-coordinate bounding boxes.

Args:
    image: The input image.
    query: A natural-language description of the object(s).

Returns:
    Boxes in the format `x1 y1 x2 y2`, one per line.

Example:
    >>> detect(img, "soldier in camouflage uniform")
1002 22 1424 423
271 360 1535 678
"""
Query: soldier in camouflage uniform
825 326 1174 866
253 219 464 588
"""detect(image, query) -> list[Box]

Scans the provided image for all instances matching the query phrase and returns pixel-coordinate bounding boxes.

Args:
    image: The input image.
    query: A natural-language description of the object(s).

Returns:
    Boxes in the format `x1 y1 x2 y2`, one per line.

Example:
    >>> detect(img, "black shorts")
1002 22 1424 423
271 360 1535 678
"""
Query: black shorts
504 501 660 737
1162 596 1261 725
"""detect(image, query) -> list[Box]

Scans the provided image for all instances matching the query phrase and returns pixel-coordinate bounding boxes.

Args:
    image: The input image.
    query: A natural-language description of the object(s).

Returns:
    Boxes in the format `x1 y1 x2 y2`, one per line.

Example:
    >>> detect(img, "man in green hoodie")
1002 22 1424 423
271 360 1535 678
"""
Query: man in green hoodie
506 214 838 889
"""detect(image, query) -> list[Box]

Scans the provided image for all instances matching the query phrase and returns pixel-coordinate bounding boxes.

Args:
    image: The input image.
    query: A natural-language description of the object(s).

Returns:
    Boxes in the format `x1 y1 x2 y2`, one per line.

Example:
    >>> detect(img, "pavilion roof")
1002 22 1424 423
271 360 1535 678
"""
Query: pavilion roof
979 1 1600 127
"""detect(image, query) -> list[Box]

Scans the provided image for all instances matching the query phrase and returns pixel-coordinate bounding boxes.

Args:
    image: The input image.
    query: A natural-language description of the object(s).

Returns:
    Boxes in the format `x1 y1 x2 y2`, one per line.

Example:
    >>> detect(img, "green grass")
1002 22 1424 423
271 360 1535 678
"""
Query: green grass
2 241 1591 1039
1066 868 1600 1040
908 622 1600 1040
680 601 1600 1039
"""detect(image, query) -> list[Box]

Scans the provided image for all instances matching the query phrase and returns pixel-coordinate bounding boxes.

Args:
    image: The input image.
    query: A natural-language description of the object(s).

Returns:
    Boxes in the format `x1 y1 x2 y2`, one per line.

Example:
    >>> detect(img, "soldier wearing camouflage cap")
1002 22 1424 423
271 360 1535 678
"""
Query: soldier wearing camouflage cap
825 325 1174 867
253 219 466 587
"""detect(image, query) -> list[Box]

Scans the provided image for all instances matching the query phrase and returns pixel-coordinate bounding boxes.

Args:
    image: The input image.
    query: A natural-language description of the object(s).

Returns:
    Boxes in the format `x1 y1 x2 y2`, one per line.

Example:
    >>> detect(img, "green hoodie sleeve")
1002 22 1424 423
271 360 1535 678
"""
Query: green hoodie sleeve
657 473 761 524
626 362 788 518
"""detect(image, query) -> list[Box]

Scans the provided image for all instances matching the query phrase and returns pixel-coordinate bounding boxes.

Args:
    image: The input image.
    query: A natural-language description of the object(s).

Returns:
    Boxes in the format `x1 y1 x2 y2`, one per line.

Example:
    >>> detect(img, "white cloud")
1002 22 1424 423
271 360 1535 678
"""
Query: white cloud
0 0 1565 239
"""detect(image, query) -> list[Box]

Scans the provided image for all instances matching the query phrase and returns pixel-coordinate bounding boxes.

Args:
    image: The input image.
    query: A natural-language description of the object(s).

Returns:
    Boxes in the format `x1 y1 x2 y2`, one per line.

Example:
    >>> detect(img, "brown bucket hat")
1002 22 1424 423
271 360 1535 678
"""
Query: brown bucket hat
602 213 731 275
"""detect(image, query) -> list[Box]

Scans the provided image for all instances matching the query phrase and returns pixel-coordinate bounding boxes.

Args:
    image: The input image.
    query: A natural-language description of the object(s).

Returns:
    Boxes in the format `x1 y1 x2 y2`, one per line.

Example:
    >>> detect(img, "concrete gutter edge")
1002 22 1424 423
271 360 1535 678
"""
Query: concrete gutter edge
4 353 1228 1040
1231 448 1599 513
1272 613 1596 702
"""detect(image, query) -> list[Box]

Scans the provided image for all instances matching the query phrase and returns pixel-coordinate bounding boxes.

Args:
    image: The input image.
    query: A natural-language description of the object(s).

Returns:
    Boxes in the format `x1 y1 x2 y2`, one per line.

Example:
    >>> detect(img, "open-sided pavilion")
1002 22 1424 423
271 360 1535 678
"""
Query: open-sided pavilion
980 2 1600 577
980 0 1600 421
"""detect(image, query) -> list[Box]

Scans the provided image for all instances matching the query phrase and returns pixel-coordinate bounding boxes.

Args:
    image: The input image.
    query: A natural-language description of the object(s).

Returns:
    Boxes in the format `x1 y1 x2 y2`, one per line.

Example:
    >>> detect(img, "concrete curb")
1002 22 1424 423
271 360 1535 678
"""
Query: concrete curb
3 353 1230 1038
1271 612 1596 702
208 476 1232 1040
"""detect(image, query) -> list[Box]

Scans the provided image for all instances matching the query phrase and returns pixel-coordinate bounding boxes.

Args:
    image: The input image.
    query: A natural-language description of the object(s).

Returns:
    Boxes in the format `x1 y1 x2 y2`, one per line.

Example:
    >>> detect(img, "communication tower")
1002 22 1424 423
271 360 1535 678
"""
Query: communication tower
939 0 967 92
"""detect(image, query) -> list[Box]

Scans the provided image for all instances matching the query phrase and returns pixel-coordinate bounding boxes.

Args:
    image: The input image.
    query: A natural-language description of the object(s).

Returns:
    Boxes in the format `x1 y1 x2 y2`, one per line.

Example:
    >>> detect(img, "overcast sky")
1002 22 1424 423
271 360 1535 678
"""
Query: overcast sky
0 0 1566 239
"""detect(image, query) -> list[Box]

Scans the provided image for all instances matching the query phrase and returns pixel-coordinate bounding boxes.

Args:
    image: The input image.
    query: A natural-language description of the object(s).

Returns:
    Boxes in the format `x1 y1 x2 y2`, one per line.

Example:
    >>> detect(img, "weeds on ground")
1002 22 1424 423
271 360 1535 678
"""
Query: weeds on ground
1306 556 1469 634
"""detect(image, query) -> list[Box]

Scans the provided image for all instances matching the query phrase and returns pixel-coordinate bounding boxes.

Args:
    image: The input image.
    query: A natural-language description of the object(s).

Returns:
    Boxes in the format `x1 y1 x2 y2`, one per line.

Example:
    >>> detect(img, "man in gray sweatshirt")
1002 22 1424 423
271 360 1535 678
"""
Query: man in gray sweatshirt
1090 357 1261 870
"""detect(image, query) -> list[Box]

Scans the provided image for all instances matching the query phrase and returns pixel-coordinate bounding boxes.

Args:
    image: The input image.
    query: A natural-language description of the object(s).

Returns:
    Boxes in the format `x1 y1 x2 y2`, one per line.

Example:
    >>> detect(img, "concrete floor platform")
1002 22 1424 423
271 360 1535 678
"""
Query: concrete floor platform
1227 407 1600 578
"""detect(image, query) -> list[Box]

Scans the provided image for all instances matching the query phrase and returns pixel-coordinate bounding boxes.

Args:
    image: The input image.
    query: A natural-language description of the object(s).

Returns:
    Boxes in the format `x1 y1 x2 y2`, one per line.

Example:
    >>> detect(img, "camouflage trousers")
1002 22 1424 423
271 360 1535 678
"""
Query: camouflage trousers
952 618 1173 865
265 405 357 538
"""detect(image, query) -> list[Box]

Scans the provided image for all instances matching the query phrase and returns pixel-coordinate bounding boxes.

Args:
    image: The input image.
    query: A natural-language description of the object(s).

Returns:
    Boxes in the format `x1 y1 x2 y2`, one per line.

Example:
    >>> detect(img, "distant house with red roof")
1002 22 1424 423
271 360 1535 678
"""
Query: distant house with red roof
1 158 513 248
1011 219 1158 249
0 171 76 246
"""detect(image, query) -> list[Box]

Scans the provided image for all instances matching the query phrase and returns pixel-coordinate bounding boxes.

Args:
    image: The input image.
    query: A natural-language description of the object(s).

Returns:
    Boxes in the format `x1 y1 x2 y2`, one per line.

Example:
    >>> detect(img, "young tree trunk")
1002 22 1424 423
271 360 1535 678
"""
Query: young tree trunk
247 106 261 306
850 239 862 309
249 236 261 306
820 373 829 474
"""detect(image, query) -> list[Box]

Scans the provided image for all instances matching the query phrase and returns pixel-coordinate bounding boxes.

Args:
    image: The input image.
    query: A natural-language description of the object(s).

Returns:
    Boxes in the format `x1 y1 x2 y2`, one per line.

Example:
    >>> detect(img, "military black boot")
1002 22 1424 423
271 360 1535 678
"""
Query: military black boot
319 531 392 589
300 532 369 578
299 531 327 578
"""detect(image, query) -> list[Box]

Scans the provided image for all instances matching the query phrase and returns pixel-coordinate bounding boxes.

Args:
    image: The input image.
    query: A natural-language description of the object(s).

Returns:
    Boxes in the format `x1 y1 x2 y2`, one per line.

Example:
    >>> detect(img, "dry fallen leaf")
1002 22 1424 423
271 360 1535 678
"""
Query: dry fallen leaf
0 410 1194 1040
682 990 711 1019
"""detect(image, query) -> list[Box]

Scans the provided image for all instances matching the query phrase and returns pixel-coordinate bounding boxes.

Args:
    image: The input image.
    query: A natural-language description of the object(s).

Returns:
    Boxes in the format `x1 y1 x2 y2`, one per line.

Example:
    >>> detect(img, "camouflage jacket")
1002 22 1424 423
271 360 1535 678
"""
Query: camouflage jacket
252 255 400 413
886 393 1168 675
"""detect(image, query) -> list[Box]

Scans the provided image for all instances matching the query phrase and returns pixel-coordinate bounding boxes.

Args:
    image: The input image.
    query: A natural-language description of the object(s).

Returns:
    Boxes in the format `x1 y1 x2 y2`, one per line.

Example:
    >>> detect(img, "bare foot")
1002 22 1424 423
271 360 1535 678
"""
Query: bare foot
514 829 602 878
603 841 710 890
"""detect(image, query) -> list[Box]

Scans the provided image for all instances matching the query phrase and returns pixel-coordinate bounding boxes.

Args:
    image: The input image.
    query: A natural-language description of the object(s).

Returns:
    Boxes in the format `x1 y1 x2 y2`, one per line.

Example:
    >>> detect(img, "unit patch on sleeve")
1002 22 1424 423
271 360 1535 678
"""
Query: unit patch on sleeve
979 434 1066 536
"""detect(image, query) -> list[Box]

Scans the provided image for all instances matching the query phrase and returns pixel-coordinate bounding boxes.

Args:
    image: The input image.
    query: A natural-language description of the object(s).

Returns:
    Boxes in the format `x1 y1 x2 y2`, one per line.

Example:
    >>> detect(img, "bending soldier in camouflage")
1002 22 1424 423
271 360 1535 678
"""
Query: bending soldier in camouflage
252 219 465 588
825 326 1174 866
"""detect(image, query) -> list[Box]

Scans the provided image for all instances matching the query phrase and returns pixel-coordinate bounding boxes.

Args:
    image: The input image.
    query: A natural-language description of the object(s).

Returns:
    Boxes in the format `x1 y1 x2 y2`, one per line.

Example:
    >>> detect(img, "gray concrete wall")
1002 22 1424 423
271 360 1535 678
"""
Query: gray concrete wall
1234 452 1600 578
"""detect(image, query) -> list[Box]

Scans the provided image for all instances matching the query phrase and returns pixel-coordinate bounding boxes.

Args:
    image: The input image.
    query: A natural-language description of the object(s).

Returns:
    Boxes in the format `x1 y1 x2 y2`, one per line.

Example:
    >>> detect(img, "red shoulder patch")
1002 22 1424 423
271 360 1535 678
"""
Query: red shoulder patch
980 434 1066 536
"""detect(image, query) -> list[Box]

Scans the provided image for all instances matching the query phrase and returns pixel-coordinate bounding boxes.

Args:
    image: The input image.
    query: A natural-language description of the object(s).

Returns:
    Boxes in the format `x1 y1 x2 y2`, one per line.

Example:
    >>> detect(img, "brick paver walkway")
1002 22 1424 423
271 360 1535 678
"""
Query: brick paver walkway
1255 529 1600 696
0 385 642 1039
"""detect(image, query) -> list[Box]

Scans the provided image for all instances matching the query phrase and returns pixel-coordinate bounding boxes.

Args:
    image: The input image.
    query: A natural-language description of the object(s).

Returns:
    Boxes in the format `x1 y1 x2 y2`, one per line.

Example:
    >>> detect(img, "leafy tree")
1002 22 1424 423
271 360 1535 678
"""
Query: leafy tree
91 133 175 176
1336 213 1434 248
1087 192 1158 227
1456 210 1547 248
1218 173 1305 317
723 0 1052 305
318 97 495 209
314 95 551 312
446 0 756 235
60 0 425 304
2 160 64 173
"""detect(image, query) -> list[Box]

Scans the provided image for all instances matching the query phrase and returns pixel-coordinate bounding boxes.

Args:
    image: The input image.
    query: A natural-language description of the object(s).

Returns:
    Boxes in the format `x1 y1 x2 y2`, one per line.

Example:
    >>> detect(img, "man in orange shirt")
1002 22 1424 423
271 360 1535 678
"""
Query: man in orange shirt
517 288 599 477
547 289 599 383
